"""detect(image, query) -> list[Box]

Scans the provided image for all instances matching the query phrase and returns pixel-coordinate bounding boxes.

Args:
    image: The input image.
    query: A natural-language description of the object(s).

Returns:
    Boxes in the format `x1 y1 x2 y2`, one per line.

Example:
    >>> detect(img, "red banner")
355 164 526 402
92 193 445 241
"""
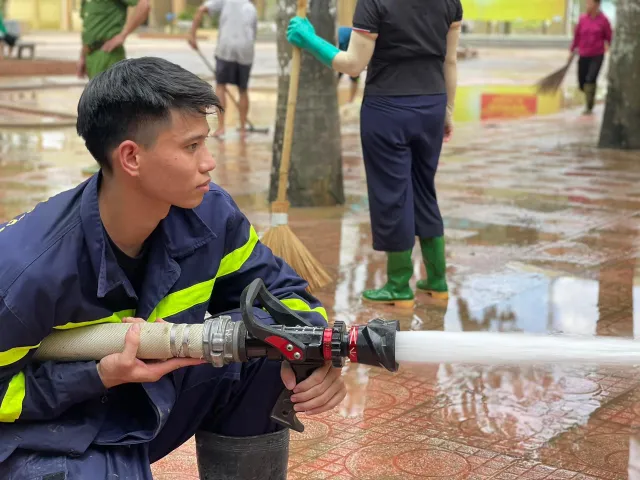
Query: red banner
480 94 538 121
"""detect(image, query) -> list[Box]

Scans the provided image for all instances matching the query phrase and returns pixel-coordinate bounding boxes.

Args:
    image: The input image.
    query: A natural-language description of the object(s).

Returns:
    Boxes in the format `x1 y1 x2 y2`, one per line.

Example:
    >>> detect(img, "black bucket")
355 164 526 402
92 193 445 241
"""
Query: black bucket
195 428 290 480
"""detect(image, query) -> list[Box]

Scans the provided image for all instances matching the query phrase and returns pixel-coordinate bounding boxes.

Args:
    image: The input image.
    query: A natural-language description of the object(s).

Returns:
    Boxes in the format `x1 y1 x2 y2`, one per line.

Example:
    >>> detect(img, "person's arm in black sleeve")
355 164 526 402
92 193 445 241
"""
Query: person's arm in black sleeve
455 0 463 22
0 298 106 423
352 0 382 34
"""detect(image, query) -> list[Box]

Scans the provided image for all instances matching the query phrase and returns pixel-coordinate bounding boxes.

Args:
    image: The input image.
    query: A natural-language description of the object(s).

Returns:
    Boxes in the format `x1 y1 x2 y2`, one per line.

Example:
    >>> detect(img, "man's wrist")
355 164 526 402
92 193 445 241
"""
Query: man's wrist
96 362 116 389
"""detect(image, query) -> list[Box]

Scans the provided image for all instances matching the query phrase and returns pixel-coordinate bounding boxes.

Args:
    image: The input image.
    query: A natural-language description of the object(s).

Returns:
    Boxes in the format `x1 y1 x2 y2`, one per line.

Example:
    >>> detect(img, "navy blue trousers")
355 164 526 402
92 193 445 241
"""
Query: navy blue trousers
360 94 447 252
0 339 284 479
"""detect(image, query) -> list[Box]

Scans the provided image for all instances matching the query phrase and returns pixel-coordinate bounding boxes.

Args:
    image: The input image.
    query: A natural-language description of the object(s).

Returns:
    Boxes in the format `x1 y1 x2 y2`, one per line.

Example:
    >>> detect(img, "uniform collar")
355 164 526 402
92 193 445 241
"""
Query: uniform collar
80 173 217 299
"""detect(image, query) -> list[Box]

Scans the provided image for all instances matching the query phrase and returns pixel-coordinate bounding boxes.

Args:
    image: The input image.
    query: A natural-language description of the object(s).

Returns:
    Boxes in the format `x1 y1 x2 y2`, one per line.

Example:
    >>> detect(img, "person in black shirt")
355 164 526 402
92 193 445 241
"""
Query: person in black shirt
287 0 462 307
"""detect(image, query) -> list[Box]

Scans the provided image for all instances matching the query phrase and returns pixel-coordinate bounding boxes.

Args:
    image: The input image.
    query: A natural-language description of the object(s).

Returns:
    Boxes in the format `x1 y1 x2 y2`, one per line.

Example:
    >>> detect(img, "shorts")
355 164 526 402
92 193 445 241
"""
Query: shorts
215 57 252 90
337 72 360 83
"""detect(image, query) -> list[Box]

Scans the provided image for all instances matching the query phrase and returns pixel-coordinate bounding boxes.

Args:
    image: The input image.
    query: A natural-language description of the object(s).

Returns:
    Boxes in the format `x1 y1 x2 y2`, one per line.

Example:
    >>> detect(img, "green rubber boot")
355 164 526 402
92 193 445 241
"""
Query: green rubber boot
362 250 415 308
416 237 449 300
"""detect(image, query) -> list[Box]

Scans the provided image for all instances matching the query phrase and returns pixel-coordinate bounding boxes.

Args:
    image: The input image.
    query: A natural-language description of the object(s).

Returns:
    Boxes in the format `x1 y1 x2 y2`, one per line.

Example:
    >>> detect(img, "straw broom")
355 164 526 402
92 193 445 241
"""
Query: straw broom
536 54 575 94
260 0 332 292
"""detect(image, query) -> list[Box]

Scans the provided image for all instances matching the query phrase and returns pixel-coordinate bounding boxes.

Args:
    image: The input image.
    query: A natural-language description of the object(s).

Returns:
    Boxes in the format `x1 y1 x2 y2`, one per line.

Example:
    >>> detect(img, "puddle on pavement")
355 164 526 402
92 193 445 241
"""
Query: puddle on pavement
324 208 640 473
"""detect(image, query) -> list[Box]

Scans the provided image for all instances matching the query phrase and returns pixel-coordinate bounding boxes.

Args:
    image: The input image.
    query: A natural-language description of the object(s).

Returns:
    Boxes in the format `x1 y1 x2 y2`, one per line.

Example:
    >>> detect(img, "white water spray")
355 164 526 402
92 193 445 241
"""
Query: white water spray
395 331 640 366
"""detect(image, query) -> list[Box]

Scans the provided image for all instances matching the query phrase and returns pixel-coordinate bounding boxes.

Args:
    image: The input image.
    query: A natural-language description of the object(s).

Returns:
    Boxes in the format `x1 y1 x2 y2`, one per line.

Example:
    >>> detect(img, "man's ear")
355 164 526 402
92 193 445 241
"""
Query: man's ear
114 140 141 177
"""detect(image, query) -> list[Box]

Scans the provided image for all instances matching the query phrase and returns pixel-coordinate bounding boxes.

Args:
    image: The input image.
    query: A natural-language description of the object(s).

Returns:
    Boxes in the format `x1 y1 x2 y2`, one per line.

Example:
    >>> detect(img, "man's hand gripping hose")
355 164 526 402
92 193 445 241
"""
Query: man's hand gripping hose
34 278 400 432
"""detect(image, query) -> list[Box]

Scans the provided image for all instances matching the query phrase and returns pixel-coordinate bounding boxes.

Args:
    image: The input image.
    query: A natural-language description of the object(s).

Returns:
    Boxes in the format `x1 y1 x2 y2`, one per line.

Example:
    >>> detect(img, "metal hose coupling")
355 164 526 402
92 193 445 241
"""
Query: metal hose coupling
201 314 248 367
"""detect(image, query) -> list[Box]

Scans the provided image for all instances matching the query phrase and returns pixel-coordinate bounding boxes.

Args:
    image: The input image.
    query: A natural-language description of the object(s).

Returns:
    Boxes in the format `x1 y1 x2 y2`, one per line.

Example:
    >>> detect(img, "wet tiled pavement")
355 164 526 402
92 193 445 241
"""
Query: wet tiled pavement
2 46 640 478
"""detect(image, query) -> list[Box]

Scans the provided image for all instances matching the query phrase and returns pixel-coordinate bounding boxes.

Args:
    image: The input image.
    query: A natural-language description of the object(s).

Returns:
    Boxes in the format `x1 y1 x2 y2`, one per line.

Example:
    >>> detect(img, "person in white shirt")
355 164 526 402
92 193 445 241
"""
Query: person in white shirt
190 0 257 138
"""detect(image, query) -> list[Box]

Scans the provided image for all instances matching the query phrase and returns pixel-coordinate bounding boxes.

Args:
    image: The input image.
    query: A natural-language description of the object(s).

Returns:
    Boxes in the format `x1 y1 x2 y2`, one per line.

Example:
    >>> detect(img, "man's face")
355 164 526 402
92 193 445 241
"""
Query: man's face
136 110 216 209
586 0 598 13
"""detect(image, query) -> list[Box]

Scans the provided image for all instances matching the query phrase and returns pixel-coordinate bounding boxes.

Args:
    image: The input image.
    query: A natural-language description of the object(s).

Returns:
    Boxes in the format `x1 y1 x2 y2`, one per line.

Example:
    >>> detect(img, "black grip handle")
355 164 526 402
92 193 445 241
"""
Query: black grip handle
240 279 314 361
270 363 319 432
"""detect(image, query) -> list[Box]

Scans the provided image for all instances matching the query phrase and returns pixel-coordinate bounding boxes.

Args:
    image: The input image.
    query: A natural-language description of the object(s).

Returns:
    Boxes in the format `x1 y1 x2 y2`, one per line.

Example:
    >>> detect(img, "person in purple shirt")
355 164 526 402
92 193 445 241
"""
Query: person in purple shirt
569 0 612 115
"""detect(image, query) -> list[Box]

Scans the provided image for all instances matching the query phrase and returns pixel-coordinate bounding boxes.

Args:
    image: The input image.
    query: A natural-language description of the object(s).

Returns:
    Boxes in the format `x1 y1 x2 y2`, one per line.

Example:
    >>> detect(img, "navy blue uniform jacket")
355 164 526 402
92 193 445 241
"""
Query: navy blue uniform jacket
0 174 327 461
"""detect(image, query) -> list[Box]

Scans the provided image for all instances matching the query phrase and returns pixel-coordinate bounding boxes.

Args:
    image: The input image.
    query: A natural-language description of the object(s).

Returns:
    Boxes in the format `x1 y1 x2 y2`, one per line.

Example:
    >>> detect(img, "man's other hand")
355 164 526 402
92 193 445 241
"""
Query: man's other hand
281 361 347 415
96 317 206 389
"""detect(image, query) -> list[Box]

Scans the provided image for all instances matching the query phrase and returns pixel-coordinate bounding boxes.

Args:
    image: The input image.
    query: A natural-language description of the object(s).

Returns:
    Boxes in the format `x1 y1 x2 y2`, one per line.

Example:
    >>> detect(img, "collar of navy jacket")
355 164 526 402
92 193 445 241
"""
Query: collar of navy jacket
80 172 217 301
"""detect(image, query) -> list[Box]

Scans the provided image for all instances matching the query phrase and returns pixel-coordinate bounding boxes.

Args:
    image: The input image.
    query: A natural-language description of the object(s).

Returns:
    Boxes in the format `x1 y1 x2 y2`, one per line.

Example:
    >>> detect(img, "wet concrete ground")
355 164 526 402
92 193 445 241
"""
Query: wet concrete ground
2 45 639 479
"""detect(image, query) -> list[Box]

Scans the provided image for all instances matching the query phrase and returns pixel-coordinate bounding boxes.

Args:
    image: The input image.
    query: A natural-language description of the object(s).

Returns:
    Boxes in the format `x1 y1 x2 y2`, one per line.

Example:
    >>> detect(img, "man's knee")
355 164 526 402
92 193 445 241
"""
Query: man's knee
200 359 284 437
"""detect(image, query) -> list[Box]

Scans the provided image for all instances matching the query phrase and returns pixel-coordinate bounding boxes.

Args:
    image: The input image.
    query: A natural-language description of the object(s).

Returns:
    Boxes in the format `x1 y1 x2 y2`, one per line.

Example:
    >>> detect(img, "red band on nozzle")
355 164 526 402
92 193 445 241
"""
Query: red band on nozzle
323 328 332 360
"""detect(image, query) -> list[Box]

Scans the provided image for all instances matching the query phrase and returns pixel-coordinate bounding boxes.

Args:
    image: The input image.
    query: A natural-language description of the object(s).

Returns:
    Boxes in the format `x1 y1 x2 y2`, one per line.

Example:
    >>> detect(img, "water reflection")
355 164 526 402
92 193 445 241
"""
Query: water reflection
322 196 640 472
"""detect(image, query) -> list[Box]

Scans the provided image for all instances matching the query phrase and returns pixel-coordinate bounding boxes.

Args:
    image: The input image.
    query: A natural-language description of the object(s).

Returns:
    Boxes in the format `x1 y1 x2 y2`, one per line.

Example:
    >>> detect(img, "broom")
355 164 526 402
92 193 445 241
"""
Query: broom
536 53 575 94
260 0 332 292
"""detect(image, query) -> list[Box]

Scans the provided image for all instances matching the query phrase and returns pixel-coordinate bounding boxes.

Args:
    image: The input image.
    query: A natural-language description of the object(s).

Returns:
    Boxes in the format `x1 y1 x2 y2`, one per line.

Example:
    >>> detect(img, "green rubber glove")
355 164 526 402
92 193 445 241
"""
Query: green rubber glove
287 16 339 68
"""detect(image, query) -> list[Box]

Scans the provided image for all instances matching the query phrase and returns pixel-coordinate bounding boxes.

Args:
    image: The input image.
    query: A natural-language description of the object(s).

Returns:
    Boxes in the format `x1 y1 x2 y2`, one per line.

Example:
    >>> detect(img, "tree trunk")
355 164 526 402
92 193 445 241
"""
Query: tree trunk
598 0 640 150
270 0 345 207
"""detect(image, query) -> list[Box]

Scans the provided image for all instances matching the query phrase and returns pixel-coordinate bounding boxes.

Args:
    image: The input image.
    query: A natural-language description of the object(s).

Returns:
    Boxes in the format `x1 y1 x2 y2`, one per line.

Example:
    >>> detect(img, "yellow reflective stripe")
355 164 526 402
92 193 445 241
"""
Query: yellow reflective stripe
216 226 259 278
149 224 258 321
0 372 26 422
0 344 40 367
52 225 259 325
148 278 215 322
54 309 135 330
280 298 328 321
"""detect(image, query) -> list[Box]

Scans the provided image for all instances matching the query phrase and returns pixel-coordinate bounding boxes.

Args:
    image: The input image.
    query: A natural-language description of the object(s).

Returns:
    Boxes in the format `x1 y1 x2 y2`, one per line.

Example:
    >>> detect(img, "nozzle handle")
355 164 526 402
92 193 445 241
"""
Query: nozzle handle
270 363 318 433
240 278 313 361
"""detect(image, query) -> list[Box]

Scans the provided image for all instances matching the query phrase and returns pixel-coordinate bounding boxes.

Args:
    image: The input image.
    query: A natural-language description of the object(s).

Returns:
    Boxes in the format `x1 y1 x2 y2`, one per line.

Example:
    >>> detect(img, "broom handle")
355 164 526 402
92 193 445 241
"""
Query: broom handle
275 0 308 203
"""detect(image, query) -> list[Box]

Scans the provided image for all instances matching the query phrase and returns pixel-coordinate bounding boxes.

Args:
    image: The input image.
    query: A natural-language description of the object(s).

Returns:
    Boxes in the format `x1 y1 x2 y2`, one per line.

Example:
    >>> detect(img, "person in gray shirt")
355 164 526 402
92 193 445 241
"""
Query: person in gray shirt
190 0 257 138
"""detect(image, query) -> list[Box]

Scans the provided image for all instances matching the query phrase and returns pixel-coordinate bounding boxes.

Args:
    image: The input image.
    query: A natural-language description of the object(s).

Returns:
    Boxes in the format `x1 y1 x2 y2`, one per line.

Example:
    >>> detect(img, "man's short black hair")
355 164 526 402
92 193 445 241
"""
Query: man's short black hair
76 57 222 171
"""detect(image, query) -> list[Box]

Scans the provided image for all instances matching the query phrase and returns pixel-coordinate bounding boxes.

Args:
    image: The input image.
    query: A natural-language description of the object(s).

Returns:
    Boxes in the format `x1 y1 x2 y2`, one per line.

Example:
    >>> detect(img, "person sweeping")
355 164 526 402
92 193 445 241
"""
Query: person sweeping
287 0 462 307
189 0 258 138
569 0 612 115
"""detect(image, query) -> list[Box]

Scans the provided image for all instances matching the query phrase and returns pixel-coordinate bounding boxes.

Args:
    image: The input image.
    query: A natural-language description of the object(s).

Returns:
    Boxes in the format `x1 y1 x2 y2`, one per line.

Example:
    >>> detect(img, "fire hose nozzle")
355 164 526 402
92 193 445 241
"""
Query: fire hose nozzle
34 278 401 433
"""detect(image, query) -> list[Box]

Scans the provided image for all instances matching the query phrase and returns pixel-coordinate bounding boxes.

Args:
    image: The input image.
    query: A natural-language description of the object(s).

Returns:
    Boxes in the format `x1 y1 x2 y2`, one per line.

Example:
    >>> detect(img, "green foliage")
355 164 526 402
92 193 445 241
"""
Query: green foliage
177 5 198 21
176 4 219 28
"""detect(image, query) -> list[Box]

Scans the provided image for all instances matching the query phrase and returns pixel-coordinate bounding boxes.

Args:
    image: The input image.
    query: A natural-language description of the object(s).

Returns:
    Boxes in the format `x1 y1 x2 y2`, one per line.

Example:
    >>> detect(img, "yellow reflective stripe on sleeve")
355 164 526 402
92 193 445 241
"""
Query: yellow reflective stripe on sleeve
216 226 259 279
280 298 328 321
0 345 40 367
0 372 26 422
54 309 136 330
148 278 215 322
